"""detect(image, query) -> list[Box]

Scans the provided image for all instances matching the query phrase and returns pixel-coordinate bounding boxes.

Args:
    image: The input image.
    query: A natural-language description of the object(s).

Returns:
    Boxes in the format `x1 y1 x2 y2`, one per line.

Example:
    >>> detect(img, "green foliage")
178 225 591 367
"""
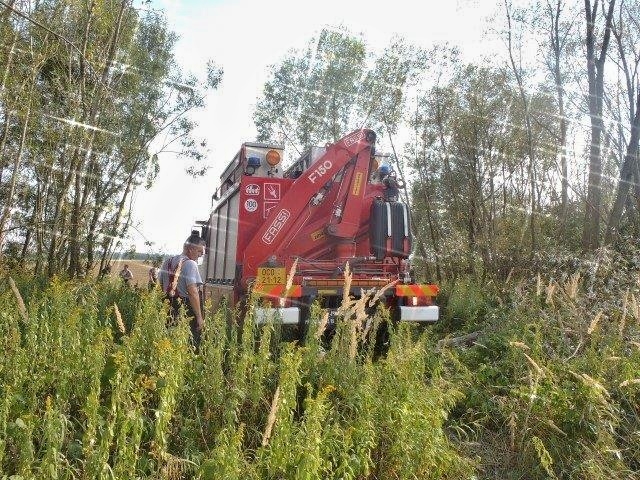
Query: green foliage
446 249 640 479
0 1 220 277
1 254 639 478
438 279 496 334
254 27 427 155
0 274 470 478
255 26 367 150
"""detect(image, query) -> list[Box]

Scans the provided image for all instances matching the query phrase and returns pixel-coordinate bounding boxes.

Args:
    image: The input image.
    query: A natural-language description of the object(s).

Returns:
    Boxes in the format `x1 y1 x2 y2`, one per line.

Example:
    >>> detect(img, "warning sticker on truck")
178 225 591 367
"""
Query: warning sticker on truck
264 183 281 200
263 201 278 218
244 198 258 212
352 172 363 196
311 228 326 241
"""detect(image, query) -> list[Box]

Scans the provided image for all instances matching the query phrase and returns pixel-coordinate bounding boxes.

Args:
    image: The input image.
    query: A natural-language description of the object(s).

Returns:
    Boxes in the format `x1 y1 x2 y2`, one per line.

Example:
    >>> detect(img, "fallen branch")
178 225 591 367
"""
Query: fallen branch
8 277 28 323
437 330 482 349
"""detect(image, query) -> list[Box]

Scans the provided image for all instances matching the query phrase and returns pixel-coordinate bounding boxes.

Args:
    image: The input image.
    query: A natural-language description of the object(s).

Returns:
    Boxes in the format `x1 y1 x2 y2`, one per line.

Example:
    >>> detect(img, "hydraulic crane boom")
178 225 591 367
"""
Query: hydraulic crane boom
242 129 377 284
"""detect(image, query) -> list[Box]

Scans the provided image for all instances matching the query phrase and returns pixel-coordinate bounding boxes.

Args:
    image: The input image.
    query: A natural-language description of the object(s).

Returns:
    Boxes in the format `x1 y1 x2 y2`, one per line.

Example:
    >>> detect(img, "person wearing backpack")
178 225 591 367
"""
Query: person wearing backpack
159 233 206 347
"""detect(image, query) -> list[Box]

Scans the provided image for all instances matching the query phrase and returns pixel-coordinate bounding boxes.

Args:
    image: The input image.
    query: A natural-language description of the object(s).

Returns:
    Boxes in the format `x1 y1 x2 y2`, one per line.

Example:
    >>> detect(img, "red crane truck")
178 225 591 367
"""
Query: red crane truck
195 128 439 326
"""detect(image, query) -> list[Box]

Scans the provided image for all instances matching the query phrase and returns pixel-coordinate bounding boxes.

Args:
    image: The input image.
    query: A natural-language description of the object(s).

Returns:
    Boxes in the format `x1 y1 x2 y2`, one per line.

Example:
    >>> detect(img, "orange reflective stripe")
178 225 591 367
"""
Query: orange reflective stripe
254 284 302 298
395 284 439 297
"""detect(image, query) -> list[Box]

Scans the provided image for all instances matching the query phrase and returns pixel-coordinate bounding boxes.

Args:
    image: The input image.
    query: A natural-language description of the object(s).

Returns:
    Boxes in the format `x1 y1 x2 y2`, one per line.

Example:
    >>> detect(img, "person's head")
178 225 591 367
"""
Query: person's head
183 233 206 261
124 264 129 270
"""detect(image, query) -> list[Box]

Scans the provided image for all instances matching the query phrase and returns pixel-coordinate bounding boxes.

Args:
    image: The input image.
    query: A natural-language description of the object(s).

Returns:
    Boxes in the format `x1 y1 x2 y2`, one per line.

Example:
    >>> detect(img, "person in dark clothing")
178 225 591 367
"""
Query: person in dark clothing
119 264 133 286
159 234 206 347
378 165 404 201
148 265 159 290
99 264 112 279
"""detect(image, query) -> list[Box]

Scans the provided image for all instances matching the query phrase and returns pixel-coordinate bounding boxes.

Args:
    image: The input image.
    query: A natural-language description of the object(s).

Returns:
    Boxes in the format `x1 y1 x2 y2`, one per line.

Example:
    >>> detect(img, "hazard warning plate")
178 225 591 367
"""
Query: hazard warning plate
256 267 286 285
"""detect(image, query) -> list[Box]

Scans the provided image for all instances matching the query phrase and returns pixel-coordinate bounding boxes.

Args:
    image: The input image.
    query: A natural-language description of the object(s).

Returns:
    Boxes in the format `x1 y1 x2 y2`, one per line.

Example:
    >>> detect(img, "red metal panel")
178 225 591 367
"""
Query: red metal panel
235 176 295 269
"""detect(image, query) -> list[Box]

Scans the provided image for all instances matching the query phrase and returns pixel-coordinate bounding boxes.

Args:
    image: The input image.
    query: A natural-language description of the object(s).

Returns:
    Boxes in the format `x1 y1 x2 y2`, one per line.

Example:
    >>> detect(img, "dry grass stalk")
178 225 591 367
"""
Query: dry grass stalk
621 289 630 320
546 419 567 437
620 290 630 337
362 317 374 341
508 412 517 451
505 267 514 284
522 352 544 377
570 371 610 397
587 311 604 335
113 304 126 334
545 281 557 306
161 453 196 480
367 279 397 309
362 298 380 340
509 341 531 351
437 331 481 350
536 274 542 297
349 318 358 359
618 316 626 337
8 277 28 323
619 379 640 387
563 273 580 300
582 373 610 397
284 257 298 291
630 293 639 322
315 311 329 339
348 295 369 359
341 262 352 306
353 295 368 322
262 386 280 446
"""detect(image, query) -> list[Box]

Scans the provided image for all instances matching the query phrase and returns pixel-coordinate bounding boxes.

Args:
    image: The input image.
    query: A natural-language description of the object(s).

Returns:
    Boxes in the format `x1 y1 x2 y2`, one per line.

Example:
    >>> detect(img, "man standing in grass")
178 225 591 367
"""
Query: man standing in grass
159 233 206 347
148 264 159 290
119 264 133 286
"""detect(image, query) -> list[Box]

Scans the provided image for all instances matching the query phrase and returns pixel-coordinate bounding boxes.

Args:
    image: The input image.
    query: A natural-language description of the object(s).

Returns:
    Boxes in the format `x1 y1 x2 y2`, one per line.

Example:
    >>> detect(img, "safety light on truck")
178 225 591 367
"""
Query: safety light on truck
266 150 281 166
246 156 261 175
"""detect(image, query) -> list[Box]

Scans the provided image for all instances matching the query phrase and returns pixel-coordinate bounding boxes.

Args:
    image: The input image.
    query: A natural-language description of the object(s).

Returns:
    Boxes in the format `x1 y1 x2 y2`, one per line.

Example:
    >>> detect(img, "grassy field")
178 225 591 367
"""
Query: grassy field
1 252 639 478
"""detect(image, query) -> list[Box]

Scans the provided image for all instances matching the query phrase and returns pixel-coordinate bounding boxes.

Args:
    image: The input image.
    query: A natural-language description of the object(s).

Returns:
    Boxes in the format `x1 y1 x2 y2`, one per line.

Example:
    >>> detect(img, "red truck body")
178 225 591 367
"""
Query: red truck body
197 129 439 325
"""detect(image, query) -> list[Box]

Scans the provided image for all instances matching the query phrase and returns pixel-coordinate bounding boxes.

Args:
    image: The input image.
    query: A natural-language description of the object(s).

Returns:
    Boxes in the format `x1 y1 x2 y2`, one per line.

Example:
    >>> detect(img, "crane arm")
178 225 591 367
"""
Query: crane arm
242 129 376 283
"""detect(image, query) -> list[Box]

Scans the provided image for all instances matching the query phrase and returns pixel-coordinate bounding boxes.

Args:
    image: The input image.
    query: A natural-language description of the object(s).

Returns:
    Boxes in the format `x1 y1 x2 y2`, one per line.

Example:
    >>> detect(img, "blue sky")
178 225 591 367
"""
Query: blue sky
130 0 496 254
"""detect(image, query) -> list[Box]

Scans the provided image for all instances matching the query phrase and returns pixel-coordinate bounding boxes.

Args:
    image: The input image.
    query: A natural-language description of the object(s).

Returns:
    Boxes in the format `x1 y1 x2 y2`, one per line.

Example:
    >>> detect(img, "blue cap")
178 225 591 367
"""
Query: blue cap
378 164 391 175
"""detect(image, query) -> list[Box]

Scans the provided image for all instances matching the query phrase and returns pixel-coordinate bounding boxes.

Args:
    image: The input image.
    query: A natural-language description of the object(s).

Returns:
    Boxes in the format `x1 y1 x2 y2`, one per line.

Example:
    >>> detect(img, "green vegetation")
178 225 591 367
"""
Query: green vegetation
1 250 638 479
0 0 220 277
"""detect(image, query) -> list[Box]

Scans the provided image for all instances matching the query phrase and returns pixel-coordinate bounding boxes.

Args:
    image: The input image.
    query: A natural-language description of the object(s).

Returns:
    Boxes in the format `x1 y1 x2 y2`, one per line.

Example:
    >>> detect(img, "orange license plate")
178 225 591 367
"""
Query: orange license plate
256 267 286 285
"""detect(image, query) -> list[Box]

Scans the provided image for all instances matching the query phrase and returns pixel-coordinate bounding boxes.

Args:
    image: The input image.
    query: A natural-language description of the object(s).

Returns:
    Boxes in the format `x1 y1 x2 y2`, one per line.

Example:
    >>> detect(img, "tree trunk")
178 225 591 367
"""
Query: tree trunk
0 104 30 255
47 145 80 276
68 0 129 277
505 0 537 253
582 0 616 251
605 90 640 242
0 109 12 180
548 0 569 225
